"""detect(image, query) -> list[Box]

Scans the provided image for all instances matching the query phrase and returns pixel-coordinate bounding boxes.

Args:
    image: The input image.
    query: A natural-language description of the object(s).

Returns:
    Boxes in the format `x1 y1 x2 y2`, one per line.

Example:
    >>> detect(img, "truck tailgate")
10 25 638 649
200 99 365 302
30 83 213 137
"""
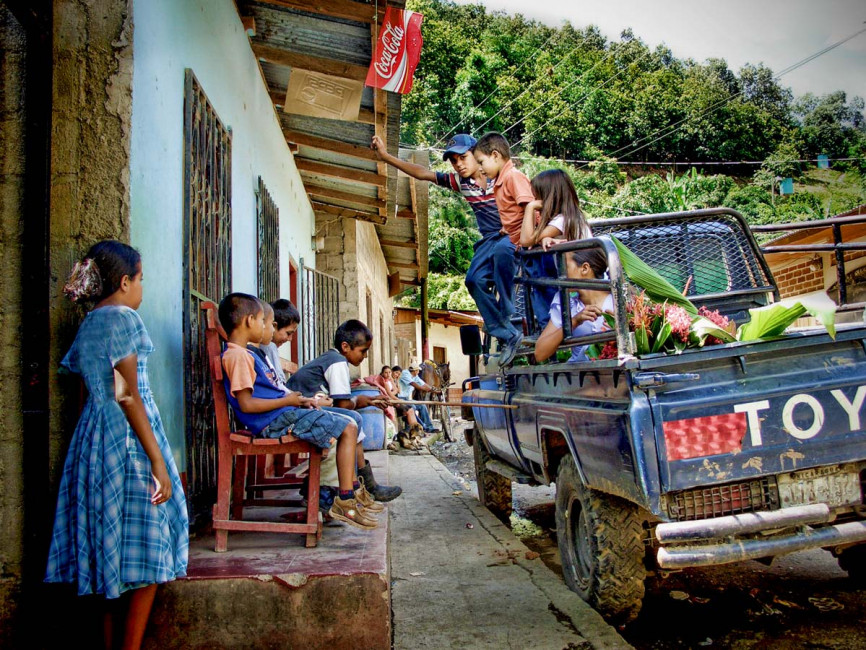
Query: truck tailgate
645 328 866 493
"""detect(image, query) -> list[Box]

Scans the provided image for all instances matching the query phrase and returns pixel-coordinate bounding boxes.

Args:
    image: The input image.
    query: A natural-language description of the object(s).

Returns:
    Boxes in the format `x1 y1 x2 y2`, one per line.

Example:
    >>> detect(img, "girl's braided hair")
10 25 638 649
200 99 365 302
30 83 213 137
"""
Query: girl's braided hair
63 240 141 304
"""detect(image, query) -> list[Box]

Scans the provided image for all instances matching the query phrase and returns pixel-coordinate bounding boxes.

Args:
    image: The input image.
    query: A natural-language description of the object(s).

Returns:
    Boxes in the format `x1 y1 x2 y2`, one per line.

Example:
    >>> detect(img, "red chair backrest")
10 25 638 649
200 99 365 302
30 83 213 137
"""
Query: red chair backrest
201 301 236 449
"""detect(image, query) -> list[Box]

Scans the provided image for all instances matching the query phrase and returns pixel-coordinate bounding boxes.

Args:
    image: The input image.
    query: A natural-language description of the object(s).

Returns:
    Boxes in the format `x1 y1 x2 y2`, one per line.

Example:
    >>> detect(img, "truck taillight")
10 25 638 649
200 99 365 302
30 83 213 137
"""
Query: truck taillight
662 413 747 461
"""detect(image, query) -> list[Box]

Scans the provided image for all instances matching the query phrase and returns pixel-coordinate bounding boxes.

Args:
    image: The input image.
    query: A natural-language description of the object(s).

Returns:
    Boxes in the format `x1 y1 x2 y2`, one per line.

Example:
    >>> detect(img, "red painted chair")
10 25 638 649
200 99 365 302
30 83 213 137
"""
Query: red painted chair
202 302 322 551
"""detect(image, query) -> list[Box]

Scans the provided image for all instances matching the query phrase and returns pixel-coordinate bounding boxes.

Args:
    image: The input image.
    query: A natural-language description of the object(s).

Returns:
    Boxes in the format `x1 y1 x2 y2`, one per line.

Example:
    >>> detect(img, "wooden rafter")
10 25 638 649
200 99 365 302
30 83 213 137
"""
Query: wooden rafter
296 159 386 186
252 0 385 23
306 185 385 209
380 239 419 249
396 209 416 219
283 129 379 161
252 44 367 82
401 278 422 286
389 261 420 270
311 201 385 225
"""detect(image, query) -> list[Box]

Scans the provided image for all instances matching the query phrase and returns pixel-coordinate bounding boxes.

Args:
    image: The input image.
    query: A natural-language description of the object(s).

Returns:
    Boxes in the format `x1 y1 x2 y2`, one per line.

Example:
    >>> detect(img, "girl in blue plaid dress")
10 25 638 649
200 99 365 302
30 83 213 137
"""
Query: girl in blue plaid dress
45 241 188 649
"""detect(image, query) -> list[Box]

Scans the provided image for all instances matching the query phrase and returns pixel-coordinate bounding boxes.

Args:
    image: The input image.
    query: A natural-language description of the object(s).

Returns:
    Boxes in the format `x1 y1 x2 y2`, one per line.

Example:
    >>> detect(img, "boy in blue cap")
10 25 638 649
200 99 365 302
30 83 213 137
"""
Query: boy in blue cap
371 134 521 364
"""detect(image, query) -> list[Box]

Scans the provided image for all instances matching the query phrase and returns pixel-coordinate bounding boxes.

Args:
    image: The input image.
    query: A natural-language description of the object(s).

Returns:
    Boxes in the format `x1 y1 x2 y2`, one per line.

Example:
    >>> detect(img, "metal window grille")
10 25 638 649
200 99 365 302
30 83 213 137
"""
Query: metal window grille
591 213 773 300
256 177 279 303
182 69 232 521
300 261 340 364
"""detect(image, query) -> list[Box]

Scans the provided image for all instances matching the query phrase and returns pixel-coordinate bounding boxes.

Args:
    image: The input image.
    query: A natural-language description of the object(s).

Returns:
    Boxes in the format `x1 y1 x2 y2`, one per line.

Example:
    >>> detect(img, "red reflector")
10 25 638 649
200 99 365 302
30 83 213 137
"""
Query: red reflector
662 413 748 461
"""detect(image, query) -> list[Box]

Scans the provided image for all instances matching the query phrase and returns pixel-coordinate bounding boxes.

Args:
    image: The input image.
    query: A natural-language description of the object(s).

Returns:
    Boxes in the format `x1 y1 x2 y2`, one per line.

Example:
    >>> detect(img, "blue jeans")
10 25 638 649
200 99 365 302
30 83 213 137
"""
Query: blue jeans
465 233 520 343
522 252 558 331
413 403 434 430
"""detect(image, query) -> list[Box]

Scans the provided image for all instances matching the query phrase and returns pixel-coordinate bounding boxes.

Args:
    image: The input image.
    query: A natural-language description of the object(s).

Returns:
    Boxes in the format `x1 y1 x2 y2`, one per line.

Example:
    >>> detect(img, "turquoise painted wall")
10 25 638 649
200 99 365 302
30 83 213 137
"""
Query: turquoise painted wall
129 0 314 468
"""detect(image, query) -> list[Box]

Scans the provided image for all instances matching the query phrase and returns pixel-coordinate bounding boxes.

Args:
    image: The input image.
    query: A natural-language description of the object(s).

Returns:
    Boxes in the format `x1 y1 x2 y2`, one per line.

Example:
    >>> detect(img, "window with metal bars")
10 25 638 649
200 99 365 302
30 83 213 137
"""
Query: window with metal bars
300 262 340 364
256 177 279 304
182 69 232 522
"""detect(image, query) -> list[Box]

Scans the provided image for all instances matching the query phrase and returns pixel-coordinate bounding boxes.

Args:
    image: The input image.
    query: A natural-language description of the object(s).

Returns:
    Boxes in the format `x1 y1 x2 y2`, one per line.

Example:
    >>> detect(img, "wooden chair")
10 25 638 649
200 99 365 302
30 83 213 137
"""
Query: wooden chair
202 302 322 551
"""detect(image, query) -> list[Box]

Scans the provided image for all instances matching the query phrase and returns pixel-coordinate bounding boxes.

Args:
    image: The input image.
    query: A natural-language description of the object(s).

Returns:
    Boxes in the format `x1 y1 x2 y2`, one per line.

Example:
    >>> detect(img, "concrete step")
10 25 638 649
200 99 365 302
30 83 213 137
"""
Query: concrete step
145 451 392 649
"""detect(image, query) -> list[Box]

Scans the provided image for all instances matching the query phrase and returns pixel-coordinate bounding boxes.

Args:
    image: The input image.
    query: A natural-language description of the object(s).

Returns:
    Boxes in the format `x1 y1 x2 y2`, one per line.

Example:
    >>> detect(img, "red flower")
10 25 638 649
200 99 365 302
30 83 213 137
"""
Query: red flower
665 304 692 342
598 341 618 359
698 306 732 345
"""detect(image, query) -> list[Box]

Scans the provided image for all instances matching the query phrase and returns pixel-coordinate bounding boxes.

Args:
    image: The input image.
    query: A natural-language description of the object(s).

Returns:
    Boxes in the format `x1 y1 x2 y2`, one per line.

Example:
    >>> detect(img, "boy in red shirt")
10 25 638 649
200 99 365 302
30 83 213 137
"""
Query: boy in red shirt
471 132 535 365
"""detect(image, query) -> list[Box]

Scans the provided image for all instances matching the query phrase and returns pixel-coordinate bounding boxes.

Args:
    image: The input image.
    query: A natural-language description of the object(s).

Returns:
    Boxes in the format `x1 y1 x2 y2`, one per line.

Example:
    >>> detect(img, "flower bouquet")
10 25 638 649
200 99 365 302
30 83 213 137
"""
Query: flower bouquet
587 237 837 360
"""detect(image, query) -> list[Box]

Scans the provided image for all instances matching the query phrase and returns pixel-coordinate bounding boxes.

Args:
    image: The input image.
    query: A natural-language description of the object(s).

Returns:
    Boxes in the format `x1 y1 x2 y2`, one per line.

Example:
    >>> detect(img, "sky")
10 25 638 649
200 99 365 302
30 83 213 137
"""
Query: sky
451 0 866 103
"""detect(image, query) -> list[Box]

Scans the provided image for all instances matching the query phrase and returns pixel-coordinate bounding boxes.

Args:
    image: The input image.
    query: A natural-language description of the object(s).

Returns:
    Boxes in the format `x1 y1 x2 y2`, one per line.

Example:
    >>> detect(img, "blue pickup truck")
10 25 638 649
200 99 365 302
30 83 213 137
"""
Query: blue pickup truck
463 209 866 624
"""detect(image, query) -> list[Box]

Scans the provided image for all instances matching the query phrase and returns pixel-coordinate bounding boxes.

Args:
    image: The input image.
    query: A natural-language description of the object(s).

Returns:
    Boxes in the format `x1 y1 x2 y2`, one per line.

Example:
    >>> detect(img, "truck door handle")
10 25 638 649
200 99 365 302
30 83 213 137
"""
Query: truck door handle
634 372 700 388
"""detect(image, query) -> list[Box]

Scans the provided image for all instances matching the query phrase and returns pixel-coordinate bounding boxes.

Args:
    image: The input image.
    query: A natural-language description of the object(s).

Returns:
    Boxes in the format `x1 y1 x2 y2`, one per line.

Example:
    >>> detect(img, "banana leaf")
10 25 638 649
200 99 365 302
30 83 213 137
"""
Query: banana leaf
737 291 837 341
691 316 736 345
611 237 698 316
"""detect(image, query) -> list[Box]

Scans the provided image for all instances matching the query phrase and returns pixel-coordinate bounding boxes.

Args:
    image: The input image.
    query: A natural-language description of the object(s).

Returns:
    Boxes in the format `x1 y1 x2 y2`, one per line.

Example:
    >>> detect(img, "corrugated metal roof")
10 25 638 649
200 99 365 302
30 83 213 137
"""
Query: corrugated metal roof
236 0 427 286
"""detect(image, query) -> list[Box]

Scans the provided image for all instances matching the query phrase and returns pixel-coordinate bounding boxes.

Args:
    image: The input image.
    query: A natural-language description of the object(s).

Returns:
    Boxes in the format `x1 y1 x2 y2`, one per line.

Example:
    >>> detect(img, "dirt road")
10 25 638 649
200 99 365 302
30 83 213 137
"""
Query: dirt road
430 425 866 649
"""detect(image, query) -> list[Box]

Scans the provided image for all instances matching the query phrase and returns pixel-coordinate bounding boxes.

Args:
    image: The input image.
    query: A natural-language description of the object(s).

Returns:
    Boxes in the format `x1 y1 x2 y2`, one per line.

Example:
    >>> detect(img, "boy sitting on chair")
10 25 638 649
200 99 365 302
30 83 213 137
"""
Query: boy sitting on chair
218 292 380 530
290 319 402 503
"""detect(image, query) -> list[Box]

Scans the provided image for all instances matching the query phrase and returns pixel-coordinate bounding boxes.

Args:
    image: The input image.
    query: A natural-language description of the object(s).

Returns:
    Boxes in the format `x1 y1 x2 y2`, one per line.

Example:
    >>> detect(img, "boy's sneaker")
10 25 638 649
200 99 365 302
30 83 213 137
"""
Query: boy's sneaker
329 497 378 530
355 484 385 513
498 332 522 367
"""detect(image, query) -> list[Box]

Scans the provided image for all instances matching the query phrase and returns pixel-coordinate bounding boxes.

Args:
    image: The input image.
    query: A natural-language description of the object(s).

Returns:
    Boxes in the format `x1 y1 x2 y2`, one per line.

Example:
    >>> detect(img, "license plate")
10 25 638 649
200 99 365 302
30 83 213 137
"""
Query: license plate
777 465 862 508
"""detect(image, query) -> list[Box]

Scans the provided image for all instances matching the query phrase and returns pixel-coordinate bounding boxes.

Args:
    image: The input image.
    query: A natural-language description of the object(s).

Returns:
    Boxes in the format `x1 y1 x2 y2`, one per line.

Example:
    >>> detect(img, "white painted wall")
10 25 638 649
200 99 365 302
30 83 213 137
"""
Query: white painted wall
406 317 473 389
129 0 314 465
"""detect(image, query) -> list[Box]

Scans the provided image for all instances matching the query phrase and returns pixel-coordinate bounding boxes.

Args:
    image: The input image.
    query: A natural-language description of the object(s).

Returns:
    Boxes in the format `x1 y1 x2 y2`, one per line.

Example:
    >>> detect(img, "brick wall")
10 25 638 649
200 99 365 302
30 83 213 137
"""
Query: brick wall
775 260 825 298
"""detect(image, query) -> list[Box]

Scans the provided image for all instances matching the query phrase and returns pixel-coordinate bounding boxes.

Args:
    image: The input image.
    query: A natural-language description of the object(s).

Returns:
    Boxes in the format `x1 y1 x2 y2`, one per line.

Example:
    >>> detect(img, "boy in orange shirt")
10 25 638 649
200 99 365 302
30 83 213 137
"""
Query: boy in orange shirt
471 131 535 365
218 292 380 530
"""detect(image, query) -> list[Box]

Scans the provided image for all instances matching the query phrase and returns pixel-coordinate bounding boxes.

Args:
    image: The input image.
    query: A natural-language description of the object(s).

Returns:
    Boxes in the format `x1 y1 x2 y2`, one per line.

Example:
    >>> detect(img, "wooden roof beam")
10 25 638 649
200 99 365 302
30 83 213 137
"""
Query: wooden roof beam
252 44 367 82
311 200 385 225
306 185 385 209
401 278 422 286
389 261 420 270
296 159 386 187
396 209 416 219
283 129 379 161
252 0 385 23
380 239 419 249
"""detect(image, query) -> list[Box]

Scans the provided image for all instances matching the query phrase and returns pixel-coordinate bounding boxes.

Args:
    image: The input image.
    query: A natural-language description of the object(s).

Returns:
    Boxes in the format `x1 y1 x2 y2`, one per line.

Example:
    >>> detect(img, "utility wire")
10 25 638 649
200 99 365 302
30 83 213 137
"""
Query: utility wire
574 25 866 171
506 47 654 145
430 30 560 149
464 42 617 142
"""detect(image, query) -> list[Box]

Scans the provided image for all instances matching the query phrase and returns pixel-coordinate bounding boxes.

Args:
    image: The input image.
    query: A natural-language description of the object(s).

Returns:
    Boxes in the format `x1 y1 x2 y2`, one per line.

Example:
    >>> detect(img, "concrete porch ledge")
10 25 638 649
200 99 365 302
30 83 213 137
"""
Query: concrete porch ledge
145 451 392 649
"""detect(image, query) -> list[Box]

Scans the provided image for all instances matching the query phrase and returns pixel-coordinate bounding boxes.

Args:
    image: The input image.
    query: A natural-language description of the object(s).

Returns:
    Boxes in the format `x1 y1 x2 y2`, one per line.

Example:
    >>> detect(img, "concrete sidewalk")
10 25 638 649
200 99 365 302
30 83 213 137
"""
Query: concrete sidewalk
389 452 630 650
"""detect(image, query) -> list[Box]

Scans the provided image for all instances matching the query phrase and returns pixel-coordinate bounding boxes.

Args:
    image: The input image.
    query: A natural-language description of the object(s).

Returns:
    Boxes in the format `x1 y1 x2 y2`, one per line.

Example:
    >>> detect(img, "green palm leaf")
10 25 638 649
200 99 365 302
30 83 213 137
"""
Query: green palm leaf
737 291 837 341
611 237 698 316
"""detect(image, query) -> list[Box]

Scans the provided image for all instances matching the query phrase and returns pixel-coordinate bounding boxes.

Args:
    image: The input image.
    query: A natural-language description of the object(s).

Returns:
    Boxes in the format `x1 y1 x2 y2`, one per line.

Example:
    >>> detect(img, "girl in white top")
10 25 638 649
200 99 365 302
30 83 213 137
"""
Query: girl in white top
520 169 593 329
534 247 612 363
520 169 591 250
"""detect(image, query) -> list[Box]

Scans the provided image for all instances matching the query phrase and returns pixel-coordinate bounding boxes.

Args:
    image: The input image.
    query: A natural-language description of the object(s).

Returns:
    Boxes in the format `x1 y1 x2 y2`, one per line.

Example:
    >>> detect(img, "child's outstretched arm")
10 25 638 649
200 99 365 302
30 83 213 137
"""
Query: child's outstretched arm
371 135 436 182
114 355 171 505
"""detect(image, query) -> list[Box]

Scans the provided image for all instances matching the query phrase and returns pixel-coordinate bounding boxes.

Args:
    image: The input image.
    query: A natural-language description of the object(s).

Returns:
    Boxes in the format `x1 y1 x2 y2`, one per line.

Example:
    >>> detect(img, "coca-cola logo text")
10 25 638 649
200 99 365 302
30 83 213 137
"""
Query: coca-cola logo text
374 22 405 79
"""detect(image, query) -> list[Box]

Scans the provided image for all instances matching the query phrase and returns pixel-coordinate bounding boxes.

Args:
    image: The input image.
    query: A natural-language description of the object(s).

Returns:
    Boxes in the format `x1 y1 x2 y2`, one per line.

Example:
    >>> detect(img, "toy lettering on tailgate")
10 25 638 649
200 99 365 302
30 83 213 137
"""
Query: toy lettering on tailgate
662 385 866 461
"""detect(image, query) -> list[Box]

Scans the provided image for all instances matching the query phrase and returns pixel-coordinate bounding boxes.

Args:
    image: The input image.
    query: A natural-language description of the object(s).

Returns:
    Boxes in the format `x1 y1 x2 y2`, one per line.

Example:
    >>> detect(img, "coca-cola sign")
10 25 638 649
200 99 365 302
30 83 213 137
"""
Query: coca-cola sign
365 7 423 94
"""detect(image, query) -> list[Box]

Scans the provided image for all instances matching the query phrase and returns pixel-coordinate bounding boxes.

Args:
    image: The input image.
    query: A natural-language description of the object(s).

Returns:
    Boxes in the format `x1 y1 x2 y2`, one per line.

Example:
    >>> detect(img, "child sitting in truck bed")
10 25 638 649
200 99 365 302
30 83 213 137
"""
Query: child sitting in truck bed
534 247 612 363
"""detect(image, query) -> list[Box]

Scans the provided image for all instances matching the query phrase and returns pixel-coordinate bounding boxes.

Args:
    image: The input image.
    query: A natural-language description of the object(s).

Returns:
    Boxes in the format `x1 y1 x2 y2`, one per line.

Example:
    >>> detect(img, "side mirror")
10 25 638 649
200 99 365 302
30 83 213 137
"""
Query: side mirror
460 325 483 356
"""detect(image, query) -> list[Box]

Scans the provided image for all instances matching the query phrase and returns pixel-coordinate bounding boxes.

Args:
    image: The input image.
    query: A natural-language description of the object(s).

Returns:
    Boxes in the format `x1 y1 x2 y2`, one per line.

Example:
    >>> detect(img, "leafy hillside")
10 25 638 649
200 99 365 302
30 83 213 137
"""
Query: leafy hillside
399 0 866 310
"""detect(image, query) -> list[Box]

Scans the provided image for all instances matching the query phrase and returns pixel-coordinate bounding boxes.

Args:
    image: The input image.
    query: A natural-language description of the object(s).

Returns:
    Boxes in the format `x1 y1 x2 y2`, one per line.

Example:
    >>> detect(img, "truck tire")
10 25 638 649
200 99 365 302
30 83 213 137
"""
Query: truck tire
838 544 866 581
555 455 646 624
473 429 513 520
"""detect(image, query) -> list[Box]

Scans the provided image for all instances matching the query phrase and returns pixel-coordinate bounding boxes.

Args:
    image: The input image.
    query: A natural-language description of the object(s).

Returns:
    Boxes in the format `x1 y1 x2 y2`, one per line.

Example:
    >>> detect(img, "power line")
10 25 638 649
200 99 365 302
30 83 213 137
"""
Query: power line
574 25 866 171
507 47 654 147
465 41 617 142
430 30 560 149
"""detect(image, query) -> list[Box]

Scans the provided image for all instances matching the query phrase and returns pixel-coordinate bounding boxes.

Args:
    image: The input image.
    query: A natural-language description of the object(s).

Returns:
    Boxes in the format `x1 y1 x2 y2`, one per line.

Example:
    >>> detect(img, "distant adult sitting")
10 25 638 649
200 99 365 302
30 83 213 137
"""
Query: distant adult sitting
534 247 613 363
394 364 440 433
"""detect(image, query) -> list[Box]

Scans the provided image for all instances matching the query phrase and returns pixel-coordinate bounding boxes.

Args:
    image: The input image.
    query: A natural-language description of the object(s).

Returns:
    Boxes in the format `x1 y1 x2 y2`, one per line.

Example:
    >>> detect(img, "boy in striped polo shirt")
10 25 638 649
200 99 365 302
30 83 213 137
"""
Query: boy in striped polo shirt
371 134 522 363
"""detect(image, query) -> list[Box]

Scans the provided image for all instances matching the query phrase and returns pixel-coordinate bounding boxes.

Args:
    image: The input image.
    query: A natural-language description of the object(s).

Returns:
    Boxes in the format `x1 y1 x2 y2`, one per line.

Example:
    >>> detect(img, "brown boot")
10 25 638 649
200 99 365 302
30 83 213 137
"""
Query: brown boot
355 484 385 513
329 497 378 530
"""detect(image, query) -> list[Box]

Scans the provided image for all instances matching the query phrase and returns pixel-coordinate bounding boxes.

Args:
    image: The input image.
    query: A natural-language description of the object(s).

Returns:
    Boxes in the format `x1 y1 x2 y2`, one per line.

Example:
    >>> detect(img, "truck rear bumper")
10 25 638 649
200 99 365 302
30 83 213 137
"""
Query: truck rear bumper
656 504 866 569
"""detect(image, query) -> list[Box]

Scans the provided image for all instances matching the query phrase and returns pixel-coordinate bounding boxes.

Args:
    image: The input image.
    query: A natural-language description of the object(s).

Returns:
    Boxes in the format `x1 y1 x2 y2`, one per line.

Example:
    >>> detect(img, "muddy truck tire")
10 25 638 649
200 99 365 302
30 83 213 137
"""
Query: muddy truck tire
555 455 646 624
838 544 866 582
473 428 512 520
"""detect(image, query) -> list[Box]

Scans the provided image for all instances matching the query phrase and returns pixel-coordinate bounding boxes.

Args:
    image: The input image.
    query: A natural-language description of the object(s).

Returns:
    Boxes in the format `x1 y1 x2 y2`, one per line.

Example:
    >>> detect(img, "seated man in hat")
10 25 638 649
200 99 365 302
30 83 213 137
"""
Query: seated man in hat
393 364 440 433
